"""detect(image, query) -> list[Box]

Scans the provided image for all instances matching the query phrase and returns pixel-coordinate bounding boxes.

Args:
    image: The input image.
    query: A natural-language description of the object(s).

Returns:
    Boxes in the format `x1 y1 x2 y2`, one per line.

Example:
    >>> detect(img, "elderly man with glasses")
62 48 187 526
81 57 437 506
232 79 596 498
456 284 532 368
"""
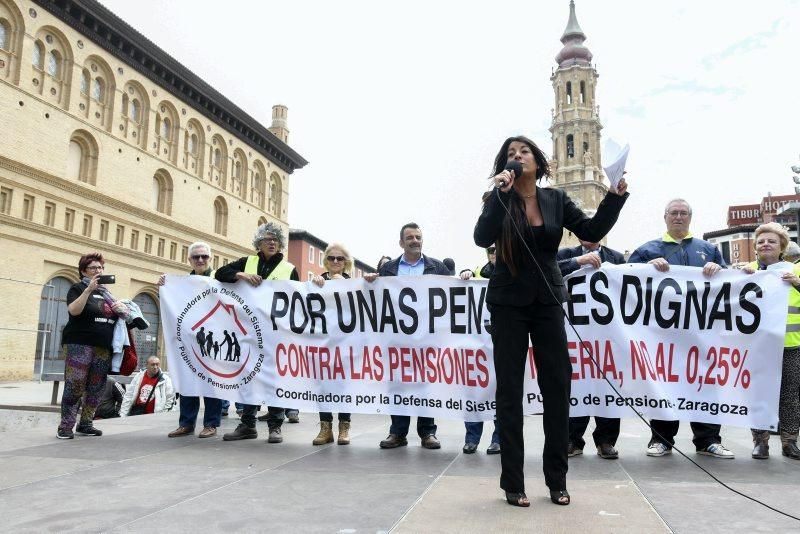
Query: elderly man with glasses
159 242 224 439
628 198 734 459
215 223 299 444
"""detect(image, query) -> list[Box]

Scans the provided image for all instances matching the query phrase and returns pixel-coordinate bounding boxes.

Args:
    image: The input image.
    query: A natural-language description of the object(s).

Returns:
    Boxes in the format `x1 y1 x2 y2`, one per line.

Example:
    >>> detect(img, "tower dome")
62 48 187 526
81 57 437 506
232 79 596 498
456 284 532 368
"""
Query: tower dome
555 1 592 67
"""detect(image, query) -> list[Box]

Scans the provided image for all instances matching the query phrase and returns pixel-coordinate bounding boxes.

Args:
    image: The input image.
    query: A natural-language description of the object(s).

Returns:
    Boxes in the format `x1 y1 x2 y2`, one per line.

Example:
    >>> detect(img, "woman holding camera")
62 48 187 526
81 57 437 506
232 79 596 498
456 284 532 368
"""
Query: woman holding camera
57 252 127 439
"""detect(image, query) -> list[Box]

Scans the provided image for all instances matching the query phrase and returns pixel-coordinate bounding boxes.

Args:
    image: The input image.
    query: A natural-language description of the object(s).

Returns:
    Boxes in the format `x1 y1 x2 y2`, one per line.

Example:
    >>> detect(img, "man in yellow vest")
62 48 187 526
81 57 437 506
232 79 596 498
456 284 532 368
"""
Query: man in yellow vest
215 223 299 444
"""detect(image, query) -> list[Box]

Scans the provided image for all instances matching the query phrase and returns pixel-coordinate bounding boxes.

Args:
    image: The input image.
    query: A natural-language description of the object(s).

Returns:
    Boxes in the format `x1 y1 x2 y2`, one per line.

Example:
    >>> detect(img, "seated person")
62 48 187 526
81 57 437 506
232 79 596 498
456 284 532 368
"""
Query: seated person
120 357 175 416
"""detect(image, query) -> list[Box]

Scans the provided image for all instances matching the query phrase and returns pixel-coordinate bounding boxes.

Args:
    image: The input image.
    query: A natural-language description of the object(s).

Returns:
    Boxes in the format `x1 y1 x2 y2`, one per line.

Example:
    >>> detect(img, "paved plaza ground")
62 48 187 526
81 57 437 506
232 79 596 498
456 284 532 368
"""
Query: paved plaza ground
0 380 799 533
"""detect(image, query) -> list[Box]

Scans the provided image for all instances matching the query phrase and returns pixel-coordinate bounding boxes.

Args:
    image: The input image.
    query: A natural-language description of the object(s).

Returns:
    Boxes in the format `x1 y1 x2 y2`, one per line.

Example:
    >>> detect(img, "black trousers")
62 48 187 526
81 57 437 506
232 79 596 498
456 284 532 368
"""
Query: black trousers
649 419 721 451
492 302 570 493
569 416 620 449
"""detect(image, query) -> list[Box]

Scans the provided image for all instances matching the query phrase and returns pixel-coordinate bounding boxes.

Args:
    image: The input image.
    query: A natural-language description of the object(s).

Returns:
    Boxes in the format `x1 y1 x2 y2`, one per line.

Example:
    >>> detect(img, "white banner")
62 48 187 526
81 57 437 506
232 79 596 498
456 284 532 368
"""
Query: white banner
159 265 785 429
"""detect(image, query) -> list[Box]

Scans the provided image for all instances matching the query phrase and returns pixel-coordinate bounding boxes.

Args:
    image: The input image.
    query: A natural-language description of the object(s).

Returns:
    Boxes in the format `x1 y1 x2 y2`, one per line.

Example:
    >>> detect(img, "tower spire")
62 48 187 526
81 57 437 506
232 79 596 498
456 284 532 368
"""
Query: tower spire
555 1 592 68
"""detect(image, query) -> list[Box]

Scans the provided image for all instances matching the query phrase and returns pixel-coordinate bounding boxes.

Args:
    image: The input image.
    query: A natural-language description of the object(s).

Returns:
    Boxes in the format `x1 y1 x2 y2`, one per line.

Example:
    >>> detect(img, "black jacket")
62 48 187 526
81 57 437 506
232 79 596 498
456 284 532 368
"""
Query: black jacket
378 255 450 277
556 244 626 276
474 186 627 307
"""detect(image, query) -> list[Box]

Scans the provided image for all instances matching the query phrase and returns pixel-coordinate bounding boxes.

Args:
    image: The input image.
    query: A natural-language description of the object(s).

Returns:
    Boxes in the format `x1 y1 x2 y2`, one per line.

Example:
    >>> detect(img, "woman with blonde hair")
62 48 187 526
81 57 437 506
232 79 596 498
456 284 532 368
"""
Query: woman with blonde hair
744 222 800 460
311 243 354 445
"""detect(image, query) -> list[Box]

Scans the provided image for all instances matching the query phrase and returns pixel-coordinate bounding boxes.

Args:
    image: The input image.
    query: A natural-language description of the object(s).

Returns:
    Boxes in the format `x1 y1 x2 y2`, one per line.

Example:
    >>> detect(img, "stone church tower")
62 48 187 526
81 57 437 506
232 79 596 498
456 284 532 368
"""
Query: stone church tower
549 1 608 246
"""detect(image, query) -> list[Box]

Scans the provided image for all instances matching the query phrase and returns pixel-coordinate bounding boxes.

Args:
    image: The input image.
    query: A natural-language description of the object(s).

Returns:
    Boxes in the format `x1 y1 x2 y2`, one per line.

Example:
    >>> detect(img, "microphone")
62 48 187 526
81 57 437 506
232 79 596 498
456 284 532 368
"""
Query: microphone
498 161 523 187
443 258 456 276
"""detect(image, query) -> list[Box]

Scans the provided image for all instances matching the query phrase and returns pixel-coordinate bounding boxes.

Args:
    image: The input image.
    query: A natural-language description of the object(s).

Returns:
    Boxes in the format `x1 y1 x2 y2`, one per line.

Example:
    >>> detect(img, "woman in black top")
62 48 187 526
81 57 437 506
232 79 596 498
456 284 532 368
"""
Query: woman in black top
311 243 354 445
57 252 128 439
474 136 628 506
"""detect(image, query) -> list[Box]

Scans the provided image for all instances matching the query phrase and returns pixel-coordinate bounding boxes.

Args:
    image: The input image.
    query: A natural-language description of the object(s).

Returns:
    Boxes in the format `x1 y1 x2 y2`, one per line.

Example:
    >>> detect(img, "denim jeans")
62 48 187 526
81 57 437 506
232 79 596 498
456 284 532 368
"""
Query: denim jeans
464 420 500 445
241 404 284 429
220 400 230 414
179 396 222 428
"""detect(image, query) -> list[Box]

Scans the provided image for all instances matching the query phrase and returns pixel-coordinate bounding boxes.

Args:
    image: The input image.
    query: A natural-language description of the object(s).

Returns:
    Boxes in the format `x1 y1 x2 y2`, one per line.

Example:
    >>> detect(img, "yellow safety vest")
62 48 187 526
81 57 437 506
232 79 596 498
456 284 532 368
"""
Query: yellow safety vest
244 255 295 280
471 266 485 280
747 261 800 347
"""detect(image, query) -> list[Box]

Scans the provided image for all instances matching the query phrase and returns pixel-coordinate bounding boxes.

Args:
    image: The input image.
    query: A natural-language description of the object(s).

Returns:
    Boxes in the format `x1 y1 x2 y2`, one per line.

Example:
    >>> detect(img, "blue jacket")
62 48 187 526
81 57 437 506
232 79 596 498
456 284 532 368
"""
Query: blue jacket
628 235 725 268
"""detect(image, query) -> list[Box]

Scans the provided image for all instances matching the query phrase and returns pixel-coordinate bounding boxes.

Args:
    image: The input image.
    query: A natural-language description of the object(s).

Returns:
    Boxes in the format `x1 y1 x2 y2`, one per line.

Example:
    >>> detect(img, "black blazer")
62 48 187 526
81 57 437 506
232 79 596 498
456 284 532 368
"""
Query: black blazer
379 255 450 277
474 186 627 307
556 244 625 276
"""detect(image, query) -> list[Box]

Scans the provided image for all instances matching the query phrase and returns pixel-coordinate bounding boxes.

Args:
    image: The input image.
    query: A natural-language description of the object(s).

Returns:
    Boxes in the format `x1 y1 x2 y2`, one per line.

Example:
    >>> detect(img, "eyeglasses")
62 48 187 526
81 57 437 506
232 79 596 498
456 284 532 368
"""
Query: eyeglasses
260 237 279 244
190 254 210 260
327 256 346 262
487 248 496 254
85 265 104 271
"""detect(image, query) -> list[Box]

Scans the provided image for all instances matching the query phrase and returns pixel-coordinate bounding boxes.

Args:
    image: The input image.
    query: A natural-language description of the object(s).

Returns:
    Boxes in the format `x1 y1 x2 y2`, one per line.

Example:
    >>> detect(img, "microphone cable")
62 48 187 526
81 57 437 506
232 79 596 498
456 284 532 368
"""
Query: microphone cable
491 186 800 523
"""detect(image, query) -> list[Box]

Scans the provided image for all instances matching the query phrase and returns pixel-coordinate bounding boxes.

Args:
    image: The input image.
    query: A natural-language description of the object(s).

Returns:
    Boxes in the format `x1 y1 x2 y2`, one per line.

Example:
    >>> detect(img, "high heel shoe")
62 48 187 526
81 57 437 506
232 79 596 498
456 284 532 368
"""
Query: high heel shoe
550 489 570 505
505 491 530 507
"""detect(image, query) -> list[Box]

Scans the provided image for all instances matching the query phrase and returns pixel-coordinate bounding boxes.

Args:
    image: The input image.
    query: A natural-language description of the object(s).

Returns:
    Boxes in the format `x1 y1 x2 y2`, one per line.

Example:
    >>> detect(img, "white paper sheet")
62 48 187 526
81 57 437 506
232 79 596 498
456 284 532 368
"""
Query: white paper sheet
603 138 630 189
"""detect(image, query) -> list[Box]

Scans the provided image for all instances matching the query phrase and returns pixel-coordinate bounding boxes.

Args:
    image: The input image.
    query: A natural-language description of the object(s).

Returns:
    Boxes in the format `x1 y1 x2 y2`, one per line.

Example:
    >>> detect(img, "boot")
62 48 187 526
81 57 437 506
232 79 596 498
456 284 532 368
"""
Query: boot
751 429 769 459
313 421 334 445
781 431 800 460
337 421 351 445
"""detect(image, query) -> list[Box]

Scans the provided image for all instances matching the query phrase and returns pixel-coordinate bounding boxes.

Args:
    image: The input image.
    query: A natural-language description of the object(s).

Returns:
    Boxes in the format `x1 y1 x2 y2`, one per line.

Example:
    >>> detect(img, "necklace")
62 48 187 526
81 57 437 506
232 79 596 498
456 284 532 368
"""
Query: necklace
520 191 536 199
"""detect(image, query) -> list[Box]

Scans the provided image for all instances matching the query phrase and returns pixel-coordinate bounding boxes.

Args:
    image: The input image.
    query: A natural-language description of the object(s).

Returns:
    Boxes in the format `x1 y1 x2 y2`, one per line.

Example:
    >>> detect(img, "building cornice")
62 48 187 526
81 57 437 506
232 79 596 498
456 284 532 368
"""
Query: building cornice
33 0 309 174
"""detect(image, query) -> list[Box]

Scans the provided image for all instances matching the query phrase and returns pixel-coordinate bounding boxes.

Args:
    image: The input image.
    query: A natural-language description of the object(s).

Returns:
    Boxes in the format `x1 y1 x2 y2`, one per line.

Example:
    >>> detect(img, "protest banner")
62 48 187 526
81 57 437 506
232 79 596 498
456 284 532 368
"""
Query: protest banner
159 264 785 429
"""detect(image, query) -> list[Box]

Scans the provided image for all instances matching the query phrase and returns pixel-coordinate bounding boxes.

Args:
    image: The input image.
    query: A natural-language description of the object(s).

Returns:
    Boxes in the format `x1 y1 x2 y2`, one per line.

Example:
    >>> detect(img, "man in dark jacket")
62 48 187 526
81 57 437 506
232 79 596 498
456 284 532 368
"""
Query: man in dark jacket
628 198 733 459
557 240 625 459
215 223 299 445
365 222 449 450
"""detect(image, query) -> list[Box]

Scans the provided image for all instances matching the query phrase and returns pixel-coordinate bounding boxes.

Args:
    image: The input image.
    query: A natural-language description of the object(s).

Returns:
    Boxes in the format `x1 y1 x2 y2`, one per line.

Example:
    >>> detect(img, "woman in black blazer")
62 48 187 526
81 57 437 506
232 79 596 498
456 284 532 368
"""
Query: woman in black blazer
474 136 628 507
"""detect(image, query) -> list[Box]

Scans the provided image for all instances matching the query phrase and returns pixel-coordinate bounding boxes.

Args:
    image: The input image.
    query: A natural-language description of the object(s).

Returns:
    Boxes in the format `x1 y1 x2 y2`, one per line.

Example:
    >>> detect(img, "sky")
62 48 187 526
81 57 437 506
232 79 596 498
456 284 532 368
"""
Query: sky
100 0 800 270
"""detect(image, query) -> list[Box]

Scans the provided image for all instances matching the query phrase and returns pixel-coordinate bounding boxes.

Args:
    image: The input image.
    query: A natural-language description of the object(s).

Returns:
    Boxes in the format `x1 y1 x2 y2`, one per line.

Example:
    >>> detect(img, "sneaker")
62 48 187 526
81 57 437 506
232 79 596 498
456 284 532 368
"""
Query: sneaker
698 443 734 459
268 427 283 443
223 424 258 441
567 442 583 457
75 424 103 436
56 428 74 440
646 442 672 457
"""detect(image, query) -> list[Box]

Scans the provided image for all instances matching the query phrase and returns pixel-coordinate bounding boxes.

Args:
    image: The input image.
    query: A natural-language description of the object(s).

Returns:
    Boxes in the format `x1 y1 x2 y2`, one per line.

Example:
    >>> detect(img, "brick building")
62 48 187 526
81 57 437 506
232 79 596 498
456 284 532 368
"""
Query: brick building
704 194 800 266
288 229 375 281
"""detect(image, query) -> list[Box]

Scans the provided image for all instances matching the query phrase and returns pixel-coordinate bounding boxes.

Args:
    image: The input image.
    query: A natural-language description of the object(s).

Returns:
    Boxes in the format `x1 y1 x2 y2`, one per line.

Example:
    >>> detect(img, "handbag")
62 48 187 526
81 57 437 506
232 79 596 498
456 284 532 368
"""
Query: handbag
128 374 158 416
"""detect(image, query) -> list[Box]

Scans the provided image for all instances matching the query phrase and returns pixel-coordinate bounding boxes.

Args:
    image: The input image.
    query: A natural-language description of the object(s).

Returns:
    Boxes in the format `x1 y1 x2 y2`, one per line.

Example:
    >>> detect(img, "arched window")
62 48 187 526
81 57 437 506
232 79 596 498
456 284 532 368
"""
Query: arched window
213 196 228 235
66 130 98 185
161 117 170 139
232 149 247 199
0 20 7 51
566 134 575 158
80 69 89 94
268 173 282 216
252 161 267 209
32 40 43 69
92 77 104 101
130 99 140 122
566 82 572 105
210 134 228 187
46 50 60 78
580 81 586 104
152 170 173 215
183 119 205 177
189 134 197 155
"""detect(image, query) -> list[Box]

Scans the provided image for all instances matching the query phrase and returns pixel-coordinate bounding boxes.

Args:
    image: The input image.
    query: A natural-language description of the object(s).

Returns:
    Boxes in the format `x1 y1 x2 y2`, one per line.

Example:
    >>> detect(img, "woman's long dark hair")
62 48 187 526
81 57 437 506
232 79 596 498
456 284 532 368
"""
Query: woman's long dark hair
482 136 551 276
